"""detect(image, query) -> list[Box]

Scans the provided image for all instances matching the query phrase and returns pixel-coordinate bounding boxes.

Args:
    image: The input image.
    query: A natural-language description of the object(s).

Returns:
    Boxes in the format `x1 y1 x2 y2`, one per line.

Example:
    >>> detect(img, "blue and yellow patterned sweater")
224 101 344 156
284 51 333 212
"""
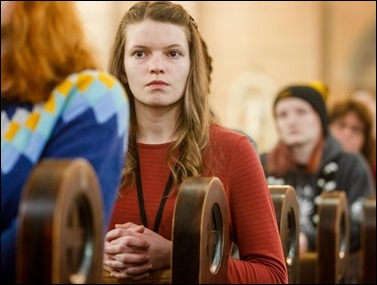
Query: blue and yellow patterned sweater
1 70 129 282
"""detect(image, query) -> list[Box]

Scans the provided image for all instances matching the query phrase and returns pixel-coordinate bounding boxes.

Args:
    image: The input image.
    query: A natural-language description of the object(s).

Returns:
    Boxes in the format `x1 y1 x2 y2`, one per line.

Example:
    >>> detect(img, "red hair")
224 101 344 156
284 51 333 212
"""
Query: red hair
1 2 98 103
267 138 324 177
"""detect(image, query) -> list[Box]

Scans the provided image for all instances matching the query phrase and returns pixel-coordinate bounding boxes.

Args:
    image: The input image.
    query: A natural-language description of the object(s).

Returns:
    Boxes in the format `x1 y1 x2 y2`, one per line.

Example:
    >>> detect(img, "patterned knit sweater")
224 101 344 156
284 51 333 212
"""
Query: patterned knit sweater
1 70 129 283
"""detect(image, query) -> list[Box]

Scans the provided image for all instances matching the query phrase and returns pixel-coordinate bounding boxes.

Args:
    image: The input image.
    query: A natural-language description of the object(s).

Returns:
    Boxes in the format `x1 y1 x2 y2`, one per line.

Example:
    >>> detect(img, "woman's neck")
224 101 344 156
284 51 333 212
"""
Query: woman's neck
136 105 178 144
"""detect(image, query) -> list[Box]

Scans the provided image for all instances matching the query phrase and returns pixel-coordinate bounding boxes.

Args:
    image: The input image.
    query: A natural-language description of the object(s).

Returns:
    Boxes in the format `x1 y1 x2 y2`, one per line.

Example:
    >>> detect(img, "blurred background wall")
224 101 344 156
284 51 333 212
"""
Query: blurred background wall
76 1 376 152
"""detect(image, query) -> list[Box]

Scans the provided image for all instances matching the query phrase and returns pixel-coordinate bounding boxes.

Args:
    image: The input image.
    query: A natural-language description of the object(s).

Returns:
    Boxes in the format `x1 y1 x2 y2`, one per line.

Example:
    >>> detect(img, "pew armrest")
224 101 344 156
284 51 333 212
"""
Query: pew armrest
359 195 376 284
16 159 104 284
269 185 300 284
300 190 350 284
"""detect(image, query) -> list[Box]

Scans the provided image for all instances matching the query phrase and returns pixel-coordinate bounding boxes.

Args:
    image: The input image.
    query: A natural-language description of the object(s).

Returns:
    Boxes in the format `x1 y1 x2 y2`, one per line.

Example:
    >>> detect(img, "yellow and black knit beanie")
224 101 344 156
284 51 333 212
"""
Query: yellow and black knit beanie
273 84 329 136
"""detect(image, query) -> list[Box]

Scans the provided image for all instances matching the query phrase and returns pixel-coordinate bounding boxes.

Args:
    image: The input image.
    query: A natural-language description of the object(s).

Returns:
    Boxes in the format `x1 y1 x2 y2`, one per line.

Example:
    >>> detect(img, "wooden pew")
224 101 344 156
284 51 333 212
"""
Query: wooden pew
172 177 229 284
299 191 349 284
17 169 229 284
16 159 104 284
269 185 300 284
103 177 230 284
359 195 376 284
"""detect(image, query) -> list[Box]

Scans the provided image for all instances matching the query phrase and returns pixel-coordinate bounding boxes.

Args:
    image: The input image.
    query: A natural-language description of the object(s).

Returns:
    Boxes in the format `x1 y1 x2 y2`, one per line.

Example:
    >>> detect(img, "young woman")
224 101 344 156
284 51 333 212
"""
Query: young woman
329 98 376 186
260 84 374 254
103 1 287 283
1 2 129 283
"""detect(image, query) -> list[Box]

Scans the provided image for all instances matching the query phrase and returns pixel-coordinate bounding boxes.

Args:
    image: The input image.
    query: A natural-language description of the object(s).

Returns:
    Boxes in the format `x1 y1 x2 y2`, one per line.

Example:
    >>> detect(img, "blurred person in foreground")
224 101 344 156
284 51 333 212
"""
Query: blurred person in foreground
1 2 129 283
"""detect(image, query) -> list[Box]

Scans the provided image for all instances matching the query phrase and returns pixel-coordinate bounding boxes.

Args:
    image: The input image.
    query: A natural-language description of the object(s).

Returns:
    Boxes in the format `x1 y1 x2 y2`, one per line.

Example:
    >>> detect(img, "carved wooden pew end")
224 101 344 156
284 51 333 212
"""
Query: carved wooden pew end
300 191 349 284
269 185 300 284
359 195 376 284
17 159 104 284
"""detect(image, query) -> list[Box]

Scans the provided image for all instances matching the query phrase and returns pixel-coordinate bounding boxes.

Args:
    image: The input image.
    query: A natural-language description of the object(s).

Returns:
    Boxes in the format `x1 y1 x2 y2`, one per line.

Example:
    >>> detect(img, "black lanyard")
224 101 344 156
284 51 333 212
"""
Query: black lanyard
135 147 174 233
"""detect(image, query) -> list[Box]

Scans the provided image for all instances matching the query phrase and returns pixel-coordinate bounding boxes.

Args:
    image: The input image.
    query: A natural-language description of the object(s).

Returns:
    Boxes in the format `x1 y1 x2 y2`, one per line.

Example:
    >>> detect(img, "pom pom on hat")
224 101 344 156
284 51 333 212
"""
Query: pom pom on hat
308 81 329 102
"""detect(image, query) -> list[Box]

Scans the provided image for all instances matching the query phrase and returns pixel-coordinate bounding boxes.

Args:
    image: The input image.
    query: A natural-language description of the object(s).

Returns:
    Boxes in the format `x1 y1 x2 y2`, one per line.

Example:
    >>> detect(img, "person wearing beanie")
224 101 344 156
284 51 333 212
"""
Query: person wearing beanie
260 83 374 261
273 84 329 136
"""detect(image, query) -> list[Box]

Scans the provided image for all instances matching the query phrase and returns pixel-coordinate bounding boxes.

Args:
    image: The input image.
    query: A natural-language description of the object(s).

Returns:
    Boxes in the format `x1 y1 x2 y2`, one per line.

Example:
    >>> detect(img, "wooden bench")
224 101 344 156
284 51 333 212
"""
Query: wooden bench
16 159 104 284
268 186 351 284
269 185 300 284
359 195 376 284
17 165 229 284
299 191 349 284
172 177 229 283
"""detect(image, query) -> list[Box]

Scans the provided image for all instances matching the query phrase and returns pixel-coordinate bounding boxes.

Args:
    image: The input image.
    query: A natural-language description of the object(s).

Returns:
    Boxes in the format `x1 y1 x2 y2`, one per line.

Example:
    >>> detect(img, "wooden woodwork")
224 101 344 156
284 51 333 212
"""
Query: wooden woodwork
172 177 229 284
103 269 171 284
16 159 104 284
359 195 376 284
299 191 350 284
269 185 300 284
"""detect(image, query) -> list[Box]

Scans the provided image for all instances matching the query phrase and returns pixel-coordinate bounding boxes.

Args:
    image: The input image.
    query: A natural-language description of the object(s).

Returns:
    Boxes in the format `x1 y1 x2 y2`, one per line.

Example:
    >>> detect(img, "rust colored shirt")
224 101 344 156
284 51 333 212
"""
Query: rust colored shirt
110 124 287 283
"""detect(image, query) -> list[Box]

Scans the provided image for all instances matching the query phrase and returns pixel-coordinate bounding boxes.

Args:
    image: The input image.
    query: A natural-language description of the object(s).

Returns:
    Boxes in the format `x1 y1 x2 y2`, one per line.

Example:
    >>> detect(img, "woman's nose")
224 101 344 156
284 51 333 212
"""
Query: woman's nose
149 56 165 74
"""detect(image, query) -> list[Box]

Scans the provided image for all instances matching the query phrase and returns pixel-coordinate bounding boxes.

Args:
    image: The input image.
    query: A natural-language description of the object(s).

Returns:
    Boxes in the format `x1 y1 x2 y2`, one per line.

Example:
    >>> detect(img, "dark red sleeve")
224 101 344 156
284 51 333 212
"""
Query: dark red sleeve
224 136 287 283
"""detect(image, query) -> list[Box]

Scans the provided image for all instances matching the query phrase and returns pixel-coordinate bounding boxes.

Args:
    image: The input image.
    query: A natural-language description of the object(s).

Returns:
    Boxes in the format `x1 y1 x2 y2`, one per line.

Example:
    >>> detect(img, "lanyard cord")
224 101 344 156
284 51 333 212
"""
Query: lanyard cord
135 147 174 233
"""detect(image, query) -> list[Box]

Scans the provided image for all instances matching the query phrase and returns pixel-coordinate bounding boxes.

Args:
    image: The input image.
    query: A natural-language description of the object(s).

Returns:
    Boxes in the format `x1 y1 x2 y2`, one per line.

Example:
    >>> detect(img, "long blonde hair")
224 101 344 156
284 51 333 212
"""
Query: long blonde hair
108 1 213 188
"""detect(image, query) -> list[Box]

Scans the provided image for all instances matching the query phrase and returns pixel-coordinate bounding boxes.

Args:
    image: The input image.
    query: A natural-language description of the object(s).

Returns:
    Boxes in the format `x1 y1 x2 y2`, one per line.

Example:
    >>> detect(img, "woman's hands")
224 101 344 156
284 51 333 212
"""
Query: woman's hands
103 222 172 281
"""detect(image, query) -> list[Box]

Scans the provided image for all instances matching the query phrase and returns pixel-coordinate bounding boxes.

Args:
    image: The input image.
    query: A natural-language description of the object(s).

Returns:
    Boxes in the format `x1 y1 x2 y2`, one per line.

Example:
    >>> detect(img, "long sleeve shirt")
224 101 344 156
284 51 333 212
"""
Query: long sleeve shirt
260 134 374 252
110 124 287 284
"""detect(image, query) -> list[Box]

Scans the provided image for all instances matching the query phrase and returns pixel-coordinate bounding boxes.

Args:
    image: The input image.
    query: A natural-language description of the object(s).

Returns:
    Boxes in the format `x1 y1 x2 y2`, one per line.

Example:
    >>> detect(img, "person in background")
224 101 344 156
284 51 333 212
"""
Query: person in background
1 2 129 283
352 89 376 140
103 1 287 283
329 97 376 186
260 83 374 255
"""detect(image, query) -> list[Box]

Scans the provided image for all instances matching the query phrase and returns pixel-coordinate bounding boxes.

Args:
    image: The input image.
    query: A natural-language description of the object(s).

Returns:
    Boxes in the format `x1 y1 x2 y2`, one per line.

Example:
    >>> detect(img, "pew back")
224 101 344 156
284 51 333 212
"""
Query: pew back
359 195 376 284
17 159 103 284
269 185 300 284
299 190 349 284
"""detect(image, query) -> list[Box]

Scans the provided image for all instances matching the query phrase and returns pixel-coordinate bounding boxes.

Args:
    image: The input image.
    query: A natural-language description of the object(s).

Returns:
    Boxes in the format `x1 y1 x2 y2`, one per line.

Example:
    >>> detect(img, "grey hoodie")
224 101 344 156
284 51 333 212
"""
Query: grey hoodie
260 134 374 252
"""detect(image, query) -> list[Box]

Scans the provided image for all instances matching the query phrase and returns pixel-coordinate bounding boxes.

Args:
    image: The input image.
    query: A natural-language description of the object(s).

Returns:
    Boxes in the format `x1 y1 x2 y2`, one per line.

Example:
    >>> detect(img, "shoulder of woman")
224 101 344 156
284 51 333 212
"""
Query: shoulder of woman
54 70 127 108
210 124 248 141
62 70 126 97
53 70 129 132
209 124 256 154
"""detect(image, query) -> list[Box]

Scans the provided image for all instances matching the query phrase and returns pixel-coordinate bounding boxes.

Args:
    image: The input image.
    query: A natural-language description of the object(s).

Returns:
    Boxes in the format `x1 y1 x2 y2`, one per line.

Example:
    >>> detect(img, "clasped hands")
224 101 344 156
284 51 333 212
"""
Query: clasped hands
103 222 172 281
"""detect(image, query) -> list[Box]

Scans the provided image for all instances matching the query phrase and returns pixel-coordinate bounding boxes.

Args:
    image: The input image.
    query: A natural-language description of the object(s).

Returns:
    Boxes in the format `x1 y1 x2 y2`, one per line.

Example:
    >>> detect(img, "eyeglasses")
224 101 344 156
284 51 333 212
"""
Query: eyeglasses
332 121 365 136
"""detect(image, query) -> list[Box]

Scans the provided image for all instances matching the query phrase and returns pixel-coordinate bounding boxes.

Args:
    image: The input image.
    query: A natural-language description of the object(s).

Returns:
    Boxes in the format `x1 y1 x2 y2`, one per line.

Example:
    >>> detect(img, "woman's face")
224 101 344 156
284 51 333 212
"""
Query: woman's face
123 19 190 110
330 111 365 153
275 97 322 147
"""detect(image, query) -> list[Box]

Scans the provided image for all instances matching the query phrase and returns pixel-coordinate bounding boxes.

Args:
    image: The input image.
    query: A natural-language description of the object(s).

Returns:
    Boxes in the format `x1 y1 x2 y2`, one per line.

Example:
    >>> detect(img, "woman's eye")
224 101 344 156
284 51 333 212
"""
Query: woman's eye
132 50 146 58
168 51 180 57
135 51 144 58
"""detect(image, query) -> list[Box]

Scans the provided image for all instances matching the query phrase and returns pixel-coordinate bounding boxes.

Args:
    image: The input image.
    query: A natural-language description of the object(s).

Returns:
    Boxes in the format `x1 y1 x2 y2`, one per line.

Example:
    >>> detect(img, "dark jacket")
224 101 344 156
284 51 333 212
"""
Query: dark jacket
260 134 374 252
